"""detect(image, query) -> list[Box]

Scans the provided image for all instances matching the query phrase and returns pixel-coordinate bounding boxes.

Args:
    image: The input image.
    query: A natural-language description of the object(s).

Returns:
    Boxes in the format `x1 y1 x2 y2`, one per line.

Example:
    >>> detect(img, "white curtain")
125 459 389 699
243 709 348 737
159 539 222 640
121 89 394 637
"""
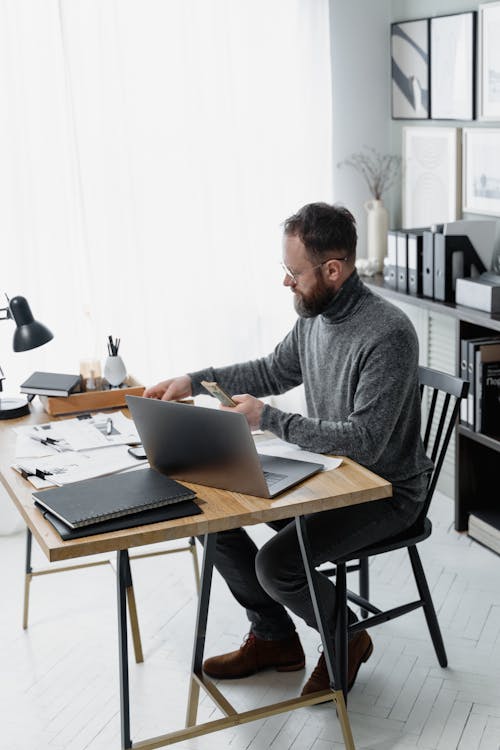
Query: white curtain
0 0 333 533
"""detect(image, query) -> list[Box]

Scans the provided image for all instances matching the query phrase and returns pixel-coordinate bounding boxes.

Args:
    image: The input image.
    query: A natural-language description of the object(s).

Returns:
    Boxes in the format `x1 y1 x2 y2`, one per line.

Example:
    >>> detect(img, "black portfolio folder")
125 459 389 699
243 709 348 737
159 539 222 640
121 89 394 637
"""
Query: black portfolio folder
422 231 434 298
32 467 197 528
36 498 202 540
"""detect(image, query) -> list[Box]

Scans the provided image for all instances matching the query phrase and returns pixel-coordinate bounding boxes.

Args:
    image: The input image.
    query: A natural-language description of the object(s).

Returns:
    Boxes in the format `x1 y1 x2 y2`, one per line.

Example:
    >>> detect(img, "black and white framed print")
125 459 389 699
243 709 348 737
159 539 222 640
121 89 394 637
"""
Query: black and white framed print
463 128 500 215
391 19 429 119
479 1 500 120
402 126 461 228
430 12 476 120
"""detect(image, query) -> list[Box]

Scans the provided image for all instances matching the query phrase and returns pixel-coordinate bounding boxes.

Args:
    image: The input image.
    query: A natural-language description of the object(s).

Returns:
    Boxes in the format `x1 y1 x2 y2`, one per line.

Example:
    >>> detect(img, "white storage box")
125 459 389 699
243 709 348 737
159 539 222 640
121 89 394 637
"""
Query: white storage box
455 275 500 313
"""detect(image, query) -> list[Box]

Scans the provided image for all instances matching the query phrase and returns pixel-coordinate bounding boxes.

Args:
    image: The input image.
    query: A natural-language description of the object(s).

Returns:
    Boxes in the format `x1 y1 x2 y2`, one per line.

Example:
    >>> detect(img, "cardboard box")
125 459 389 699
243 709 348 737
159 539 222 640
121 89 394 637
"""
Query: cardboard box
455 276 500 313
39 376 145 416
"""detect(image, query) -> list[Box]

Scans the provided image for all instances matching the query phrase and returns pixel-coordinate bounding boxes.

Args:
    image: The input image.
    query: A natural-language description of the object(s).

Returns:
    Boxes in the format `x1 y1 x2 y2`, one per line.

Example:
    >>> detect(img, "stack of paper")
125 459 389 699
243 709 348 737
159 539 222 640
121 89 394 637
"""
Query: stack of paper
13 412 144 488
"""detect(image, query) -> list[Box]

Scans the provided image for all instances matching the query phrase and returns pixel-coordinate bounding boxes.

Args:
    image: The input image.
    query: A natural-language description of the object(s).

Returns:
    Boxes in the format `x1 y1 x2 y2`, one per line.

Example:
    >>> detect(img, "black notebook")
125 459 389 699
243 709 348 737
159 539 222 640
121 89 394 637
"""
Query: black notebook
36 498 202 540
32 468 197 529
20 371 82 397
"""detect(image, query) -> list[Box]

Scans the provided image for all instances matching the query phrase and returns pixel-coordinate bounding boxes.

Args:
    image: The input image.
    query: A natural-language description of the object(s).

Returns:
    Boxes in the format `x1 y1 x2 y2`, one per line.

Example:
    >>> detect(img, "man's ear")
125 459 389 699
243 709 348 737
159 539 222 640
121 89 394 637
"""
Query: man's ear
324 259 345 282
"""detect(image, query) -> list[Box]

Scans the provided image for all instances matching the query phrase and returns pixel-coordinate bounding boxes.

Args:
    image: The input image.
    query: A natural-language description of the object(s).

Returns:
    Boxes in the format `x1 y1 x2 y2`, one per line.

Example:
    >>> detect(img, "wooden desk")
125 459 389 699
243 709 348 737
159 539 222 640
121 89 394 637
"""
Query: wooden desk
0 404 391 750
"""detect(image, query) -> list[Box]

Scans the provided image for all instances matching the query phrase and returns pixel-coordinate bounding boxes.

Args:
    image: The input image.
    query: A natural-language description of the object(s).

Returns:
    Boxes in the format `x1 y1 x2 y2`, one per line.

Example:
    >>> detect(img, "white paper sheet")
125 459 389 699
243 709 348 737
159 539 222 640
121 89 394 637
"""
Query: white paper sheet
12 445 147 488
253 435 342 471
14 411 140 455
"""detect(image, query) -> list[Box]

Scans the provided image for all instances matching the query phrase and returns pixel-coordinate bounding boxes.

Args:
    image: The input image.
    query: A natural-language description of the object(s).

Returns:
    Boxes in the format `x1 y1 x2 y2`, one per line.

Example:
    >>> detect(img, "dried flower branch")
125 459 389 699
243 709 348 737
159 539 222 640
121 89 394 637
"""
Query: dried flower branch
337 146 401 200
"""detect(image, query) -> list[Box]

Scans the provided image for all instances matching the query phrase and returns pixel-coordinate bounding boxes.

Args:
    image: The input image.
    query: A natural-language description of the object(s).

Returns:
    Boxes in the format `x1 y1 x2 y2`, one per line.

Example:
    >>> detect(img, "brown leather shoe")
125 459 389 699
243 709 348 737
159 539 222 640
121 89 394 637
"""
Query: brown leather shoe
301 630 373 696
203 632 305 679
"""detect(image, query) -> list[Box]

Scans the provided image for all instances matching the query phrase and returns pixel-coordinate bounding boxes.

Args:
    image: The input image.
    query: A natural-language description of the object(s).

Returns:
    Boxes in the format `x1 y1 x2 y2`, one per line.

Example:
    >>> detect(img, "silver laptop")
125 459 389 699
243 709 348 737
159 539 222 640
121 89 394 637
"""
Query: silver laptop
126 396 323 498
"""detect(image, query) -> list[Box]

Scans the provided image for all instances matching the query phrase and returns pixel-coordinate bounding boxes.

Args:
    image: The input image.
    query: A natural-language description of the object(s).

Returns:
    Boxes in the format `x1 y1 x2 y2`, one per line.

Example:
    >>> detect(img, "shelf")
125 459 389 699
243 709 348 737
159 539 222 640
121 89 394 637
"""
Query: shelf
365 275 500 332
468 508 500 555
458 425 500 453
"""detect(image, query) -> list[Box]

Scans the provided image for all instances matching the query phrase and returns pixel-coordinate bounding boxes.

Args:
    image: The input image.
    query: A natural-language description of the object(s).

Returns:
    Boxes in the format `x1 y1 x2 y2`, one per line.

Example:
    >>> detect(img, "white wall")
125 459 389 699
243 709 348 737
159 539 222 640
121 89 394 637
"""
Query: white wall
330 0 392 256
331 0 492 244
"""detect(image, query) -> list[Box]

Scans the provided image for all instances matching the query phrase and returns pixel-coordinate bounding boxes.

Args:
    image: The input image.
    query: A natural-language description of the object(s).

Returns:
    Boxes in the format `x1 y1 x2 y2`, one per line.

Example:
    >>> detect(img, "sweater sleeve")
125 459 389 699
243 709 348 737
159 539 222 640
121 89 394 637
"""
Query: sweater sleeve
260 327 419 462
189 325 303 398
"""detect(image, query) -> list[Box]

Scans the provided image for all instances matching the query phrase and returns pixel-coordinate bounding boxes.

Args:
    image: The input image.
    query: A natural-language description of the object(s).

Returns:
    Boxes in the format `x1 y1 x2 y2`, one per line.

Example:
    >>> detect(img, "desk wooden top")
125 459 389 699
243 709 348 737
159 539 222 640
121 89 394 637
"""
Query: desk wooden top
0 403 392 563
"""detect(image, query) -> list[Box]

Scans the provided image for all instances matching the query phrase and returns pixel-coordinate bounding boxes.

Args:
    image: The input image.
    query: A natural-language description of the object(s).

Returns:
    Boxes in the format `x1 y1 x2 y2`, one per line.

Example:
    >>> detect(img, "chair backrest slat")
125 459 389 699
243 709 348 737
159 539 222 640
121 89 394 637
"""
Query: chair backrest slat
417 366 468 521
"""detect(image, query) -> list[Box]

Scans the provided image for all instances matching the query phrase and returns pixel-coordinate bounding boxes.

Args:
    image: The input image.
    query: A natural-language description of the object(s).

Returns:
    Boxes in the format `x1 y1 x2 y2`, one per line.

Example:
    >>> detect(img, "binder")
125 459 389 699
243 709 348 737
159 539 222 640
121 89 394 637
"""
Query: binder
33 467 197 529
433 235 465 302
385 231 398 289
396 232 408 293
434 235 487 303
407 233 424 296
459 338 470 426
422 231 434 298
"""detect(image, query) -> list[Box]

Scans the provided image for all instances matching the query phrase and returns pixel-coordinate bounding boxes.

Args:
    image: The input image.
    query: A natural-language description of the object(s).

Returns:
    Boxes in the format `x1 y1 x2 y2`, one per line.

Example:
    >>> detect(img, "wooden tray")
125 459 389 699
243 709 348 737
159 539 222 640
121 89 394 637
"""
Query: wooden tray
39 376 145 416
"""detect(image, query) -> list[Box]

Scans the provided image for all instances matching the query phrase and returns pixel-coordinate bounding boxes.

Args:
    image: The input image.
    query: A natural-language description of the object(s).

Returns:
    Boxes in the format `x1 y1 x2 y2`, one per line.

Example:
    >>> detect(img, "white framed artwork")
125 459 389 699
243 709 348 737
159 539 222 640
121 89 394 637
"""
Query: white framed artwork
402 126 461 228
463 128 500 215
479 1 500 120
430 12 476 121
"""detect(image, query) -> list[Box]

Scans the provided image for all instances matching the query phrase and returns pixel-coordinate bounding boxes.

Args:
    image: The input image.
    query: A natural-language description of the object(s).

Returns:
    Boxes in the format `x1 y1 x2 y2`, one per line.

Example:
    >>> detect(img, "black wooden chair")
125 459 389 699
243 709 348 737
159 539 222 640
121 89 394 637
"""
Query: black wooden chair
322 365 468 699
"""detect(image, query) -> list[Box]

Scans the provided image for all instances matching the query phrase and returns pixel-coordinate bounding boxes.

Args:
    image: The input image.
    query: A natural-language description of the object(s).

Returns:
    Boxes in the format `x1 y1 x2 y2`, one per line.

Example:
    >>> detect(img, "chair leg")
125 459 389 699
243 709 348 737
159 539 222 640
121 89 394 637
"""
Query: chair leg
22 528 33 630
408 545 447 668
358 558 369 619
189 536 201 594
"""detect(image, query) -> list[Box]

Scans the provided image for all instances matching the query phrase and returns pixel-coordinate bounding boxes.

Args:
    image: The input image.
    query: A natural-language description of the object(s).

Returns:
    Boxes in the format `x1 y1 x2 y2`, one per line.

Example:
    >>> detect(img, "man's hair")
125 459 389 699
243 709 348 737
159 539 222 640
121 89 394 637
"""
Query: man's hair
283 202 357 262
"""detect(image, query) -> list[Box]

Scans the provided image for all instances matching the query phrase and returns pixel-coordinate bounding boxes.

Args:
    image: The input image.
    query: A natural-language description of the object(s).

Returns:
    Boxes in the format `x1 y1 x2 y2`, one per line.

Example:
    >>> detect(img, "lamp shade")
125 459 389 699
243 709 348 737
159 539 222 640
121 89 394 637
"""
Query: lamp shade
9 296 54 352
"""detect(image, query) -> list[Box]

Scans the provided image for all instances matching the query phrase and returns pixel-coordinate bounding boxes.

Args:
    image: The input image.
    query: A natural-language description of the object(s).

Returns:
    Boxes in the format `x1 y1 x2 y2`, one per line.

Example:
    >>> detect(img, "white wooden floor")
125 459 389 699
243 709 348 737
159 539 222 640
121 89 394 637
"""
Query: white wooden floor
1 492 499 750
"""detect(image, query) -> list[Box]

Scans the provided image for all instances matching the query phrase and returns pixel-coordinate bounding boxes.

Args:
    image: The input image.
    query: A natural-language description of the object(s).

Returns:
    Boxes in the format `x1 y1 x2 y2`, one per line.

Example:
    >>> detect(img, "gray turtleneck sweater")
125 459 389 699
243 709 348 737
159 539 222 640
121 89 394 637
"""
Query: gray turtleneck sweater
190 271 433 497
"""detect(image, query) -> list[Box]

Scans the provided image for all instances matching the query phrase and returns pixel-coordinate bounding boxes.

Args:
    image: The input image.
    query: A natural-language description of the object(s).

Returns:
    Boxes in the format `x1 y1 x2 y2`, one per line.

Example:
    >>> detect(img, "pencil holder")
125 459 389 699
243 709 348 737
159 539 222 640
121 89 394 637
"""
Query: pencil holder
103 355 127 387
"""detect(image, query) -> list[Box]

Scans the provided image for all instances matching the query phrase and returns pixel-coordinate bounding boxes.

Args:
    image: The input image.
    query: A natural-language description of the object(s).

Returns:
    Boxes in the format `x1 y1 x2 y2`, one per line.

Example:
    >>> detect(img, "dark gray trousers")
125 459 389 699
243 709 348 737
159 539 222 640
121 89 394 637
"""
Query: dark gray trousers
203 474 429 641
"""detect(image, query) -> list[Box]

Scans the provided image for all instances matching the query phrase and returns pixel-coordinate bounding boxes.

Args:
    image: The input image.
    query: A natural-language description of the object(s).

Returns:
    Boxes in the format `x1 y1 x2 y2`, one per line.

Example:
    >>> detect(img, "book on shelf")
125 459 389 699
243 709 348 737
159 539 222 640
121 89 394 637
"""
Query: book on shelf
468 509 500 555
462 336 500 429
33 467 196 529
20 371 81 398
475 343 500 439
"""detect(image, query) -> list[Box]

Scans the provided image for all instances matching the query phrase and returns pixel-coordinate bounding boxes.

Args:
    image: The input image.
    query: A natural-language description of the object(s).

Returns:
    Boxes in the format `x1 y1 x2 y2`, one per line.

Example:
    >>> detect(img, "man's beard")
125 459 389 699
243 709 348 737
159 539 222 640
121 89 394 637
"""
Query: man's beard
293 274 334 318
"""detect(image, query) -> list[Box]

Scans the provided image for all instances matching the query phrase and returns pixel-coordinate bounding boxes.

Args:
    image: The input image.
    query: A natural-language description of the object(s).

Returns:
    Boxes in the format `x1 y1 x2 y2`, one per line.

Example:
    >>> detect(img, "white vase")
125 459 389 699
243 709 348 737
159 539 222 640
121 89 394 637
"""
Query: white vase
103 355 127 387
364 198 388 274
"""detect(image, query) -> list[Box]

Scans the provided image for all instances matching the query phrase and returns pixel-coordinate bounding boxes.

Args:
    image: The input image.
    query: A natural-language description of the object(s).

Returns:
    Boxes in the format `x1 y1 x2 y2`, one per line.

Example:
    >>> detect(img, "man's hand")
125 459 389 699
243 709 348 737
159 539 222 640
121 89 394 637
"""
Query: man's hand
143 375 193 401
221 394 265 431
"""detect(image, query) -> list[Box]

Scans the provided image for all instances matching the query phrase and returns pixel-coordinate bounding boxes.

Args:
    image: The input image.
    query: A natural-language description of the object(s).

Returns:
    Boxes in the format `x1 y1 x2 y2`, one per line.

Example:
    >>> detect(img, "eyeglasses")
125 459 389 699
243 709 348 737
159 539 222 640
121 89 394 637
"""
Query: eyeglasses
280 256 350 283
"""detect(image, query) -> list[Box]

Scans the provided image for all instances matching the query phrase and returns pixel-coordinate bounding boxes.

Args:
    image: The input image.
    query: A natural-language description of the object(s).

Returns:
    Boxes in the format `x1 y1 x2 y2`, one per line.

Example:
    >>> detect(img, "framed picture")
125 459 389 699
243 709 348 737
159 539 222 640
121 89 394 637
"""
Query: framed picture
463 128 500 215
391 19 429 119
479 1 500 120
430 12 476 120
402 126 461 228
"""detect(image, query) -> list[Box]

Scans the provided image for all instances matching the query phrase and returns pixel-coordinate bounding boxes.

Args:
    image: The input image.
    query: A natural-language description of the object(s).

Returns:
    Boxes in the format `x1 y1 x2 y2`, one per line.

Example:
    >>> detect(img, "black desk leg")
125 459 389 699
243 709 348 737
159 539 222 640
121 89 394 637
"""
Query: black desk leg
23 528 33 629
295 516 355 749
186 532 217 728
117 549 132 750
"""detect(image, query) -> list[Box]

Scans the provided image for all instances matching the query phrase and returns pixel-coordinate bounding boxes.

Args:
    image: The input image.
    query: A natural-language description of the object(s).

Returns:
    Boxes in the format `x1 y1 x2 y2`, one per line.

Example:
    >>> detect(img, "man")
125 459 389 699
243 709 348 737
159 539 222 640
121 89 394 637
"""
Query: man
144 202 432 695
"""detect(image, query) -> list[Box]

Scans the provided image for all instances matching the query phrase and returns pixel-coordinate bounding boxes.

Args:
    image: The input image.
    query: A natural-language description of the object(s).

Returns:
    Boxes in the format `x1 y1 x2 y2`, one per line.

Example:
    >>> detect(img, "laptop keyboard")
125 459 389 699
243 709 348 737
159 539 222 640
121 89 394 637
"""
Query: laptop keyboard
262 470 288 487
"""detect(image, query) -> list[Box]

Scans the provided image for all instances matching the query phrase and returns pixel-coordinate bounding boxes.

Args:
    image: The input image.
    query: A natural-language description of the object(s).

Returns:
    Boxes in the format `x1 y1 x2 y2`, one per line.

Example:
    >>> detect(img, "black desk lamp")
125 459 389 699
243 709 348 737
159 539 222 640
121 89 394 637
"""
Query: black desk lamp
0 295 53 419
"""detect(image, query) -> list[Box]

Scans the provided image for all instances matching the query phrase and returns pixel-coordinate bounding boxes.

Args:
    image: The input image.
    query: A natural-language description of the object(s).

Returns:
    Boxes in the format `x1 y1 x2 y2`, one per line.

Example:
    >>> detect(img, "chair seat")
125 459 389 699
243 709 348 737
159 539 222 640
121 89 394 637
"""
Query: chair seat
335 517 432 563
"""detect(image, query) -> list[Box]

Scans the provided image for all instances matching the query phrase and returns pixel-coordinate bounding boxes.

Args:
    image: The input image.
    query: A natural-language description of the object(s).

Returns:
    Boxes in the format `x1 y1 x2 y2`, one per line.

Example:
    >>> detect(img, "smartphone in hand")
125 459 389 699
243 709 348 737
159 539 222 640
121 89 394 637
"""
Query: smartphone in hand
201 380 237 407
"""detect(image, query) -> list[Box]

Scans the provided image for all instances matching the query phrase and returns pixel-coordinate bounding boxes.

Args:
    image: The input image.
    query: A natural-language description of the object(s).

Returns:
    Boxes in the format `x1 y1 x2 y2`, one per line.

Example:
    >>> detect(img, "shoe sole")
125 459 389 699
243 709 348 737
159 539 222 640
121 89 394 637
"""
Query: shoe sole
347 639 373 692
204 659 305 680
